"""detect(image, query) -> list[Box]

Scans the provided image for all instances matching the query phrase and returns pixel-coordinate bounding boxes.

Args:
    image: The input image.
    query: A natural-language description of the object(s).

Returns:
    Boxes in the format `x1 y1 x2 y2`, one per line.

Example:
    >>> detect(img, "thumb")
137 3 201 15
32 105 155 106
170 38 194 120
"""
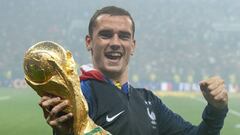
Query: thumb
199 80 207 92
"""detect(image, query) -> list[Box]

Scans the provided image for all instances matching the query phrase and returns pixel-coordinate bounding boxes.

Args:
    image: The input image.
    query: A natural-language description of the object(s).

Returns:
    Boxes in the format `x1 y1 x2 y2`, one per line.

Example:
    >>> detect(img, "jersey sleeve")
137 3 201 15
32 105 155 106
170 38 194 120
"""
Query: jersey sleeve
81 80 94 118
152 93 228 135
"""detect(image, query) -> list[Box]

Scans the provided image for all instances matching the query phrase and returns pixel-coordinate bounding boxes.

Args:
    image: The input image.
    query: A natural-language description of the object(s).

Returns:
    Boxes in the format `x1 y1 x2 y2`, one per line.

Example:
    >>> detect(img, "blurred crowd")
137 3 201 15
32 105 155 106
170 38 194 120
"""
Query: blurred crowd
1 0 240 92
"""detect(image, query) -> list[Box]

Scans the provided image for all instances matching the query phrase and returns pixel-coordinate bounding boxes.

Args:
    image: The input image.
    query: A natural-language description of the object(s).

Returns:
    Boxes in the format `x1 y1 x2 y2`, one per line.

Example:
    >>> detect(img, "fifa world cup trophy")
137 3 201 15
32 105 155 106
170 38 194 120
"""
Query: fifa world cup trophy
23 41 110 135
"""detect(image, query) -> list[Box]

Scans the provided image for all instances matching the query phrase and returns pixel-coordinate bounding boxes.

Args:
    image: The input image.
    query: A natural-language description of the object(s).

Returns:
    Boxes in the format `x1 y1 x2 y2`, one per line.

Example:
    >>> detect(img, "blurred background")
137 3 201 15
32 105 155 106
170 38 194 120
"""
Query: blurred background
0 0 240 135
1 0 240 92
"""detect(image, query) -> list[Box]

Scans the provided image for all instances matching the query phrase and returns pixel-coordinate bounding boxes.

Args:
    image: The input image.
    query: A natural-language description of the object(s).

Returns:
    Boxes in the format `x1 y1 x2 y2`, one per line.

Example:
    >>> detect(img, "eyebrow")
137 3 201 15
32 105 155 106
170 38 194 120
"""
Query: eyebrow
97 28 133 39
98 29 113 34
98 29 131 35
119 31 131 36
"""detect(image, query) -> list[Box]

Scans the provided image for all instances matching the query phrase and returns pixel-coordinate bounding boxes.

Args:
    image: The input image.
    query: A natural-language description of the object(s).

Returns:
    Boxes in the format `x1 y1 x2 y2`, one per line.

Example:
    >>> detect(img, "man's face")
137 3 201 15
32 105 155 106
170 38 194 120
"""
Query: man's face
86 14 135 78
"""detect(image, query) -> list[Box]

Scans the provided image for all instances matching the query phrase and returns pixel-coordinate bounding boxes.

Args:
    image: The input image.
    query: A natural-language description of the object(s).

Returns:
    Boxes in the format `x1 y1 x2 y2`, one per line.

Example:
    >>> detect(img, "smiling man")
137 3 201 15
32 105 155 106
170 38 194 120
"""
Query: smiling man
85 12 135 83
39 6 228 135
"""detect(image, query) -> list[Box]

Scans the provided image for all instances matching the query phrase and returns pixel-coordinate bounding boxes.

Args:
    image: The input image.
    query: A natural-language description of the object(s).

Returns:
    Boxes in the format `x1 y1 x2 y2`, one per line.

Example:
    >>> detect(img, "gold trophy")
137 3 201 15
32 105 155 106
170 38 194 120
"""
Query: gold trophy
23 41 110 135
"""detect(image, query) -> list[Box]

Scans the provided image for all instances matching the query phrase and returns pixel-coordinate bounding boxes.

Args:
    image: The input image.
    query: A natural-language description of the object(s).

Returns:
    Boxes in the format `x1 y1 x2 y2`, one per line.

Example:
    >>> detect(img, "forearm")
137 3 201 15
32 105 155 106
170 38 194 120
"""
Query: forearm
197 104 228 135
156 99 228 135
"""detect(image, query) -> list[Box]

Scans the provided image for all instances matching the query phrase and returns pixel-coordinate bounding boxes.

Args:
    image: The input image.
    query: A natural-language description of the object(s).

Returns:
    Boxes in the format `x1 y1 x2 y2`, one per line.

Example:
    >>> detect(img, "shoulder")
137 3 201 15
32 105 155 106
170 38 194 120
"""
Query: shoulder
131 86 162 103
132 86 156 96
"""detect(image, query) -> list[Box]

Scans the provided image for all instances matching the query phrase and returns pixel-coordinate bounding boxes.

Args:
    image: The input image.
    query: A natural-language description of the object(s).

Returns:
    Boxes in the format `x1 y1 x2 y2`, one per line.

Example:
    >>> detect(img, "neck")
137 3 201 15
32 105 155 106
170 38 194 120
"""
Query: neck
109 72 128 85
101 69 128 85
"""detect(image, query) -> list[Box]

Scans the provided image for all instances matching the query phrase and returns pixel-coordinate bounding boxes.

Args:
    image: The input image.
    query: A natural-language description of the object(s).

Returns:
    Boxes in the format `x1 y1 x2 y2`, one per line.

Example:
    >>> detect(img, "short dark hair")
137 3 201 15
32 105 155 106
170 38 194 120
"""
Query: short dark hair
88 6 135 37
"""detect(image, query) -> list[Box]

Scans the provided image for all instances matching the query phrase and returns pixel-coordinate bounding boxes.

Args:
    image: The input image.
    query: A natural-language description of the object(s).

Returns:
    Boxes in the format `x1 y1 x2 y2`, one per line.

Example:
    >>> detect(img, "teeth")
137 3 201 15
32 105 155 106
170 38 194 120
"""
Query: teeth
105 52 122 59
110 53 121 57
106 52 121 57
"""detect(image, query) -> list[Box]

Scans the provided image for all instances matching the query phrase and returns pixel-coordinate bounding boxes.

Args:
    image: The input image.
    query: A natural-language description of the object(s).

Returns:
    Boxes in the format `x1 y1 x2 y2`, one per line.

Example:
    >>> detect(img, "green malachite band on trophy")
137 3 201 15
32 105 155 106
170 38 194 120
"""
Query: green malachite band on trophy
85 127 111 135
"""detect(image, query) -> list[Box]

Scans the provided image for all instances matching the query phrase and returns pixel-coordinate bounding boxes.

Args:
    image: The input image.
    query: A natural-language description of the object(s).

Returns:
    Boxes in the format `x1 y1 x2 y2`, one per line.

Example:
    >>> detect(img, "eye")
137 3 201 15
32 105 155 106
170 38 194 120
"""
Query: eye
119 32 131 40
98 30 113 39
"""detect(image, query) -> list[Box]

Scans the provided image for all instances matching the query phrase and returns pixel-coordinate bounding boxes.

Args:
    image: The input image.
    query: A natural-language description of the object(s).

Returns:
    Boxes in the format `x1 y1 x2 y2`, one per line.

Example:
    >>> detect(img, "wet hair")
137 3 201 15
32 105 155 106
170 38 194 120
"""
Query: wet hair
88 6 135 37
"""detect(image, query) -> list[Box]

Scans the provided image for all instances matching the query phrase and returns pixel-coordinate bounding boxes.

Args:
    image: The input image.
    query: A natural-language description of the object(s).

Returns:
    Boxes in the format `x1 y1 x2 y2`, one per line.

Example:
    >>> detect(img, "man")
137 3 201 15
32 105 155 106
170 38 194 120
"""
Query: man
39 6 228 135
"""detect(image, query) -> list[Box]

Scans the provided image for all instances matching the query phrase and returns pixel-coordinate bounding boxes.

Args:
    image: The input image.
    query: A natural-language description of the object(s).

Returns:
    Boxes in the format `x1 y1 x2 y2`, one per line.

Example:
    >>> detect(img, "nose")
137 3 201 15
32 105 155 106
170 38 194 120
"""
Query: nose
110 34 121 50
110 44 120 50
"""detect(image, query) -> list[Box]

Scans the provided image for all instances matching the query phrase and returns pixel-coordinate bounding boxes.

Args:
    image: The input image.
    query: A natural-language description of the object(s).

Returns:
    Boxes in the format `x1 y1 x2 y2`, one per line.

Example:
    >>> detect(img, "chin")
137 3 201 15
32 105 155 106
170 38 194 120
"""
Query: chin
106 67 121 73
102 66 123 75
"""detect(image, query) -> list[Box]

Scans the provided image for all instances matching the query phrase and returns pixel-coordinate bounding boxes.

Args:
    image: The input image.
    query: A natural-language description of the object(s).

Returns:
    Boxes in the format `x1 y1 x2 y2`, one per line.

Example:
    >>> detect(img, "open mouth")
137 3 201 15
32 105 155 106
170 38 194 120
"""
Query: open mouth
105 52 123 60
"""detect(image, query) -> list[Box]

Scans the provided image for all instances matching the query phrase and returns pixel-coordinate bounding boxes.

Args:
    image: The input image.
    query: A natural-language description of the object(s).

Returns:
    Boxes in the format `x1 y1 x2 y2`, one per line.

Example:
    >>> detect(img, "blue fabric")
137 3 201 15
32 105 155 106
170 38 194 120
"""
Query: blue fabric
53 80 227 135
81 79 129 117
103 77 129 94
81 80 94 118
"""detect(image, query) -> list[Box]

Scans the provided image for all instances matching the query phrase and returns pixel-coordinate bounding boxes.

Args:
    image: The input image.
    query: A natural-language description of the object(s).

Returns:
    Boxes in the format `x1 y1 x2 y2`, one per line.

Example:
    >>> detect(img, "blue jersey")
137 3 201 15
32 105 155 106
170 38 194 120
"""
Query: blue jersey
80 79 228 135
81 79 129 118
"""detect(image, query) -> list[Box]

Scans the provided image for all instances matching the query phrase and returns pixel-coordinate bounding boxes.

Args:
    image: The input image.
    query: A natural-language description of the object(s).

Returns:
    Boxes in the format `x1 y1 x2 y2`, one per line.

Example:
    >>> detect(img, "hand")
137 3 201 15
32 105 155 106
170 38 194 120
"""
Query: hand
199 76 228 110
39 95 73 135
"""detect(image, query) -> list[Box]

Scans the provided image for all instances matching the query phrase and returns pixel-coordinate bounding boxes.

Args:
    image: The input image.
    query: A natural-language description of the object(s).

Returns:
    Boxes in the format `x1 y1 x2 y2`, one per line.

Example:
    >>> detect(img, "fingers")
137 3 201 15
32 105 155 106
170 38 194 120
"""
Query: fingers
208 80 224 91
201 76 225 93
200 76 228 109
209 84 225 97
213 89 228 102
39 96 52 117
200 76 224 91
39 96 62 118
39 96 50 104
41 97 62 111
38 96 73 134
38 96 70 119
49 100 69 118
48 113 73 128
47 101 73 133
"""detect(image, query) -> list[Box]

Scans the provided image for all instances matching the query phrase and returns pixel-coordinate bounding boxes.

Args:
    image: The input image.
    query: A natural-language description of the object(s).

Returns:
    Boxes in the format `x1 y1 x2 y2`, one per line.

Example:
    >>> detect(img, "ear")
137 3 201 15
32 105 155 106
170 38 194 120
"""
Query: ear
85 35 92 51
131 39 136 55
